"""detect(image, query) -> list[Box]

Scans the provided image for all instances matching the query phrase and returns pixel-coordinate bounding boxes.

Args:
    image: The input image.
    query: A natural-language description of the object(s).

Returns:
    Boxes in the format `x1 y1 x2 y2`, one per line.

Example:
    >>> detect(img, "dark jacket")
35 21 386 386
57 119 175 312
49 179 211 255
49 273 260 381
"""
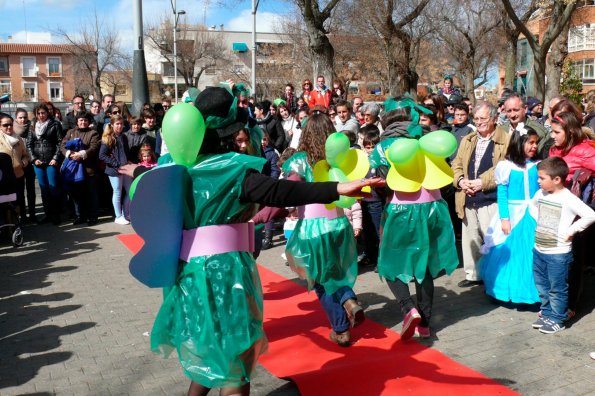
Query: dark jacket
61 127 101 176
257 114 285 152
27 118 64 164
263 146 280 179
99 134 130 176
63 111 78 132
124 130 149 163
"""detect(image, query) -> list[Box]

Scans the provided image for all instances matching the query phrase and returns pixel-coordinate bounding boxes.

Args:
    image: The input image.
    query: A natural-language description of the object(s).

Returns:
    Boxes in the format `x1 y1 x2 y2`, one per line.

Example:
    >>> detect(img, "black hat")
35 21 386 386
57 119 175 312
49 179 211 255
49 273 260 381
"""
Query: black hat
195 87 234 120
446 94 462 106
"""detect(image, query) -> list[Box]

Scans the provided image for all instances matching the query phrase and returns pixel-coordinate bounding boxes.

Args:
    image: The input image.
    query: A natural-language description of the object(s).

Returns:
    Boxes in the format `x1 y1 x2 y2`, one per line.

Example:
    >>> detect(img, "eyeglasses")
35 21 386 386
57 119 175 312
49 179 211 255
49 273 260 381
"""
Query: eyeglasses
473 116 491 123
1 123 13 127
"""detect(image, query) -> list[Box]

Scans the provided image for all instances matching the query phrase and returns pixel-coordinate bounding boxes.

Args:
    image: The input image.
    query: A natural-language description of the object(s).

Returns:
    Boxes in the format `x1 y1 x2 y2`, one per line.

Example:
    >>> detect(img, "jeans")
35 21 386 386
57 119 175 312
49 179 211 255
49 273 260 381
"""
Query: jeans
386 268 434 327
108 175 132 219
33 164 61 218
71 175 99 221
313 283 356 333
533 249 573 324
361 200 383 263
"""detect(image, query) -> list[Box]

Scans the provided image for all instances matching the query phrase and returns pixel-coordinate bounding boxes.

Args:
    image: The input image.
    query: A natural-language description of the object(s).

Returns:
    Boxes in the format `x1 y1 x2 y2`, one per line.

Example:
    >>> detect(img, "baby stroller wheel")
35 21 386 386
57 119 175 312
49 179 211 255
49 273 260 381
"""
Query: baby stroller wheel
12 227 23 246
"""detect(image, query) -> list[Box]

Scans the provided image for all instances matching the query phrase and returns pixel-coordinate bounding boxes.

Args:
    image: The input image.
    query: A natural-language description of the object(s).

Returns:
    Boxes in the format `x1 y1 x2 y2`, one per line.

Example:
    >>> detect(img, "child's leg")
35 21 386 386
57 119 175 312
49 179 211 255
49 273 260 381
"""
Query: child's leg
532 249 552 318
187 381 210 396
313 283 350 334
546 252 573 324
386 278 421 340
415 270 434 328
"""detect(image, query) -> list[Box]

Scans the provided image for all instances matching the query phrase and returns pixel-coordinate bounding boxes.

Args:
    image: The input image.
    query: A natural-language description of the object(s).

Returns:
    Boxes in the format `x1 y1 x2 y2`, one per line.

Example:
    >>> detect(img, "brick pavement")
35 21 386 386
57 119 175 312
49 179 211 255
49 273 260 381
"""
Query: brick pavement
1 222 594 395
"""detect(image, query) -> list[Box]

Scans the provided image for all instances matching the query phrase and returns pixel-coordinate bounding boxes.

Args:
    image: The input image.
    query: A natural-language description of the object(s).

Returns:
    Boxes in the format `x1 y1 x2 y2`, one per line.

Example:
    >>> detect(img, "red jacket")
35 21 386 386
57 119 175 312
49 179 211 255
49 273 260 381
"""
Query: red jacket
549 139 595 183
310 88 332 108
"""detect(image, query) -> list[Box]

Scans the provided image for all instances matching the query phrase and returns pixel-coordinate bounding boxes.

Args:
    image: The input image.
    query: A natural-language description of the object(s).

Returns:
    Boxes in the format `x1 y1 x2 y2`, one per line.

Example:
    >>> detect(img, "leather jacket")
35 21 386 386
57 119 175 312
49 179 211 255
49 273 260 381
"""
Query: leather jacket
27 119 64 164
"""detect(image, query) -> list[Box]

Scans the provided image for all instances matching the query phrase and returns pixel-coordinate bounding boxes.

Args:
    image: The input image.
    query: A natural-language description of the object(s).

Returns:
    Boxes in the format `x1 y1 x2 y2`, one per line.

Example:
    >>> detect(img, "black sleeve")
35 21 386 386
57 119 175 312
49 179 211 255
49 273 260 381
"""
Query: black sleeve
239 169 339 207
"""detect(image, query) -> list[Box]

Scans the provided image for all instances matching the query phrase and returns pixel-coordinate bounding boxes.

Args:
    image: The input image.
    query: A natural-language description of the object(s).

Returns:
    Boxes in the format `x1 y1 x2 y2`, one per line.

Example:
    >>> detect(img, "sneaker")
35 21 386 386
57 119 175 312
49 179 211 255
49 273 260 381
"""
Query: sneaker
401 308 421 341
115 217 130 225
532 317 547 329
414 326 430 339
539 319 565 334
590 352 595 360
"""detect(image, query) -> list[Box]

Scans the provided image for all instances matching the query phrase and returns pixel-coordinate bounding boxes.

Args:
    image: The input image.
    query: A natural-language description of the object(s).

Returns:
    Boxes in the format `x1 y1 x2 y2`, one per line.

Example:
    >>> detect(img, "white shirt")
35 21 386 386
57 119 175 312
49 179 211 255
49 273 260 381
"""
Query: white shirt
530 188 595 254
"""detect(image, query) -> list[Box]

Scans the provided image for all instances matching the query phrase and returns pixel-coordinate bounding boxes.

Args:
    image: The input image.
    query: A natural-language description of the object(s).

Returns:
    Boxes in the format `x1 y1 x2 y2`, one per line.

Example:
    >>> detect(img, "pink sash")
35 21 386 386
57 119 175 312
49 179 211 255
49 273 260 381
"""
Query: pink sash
390 189 441 204
179 222 255 261
298 203 344 220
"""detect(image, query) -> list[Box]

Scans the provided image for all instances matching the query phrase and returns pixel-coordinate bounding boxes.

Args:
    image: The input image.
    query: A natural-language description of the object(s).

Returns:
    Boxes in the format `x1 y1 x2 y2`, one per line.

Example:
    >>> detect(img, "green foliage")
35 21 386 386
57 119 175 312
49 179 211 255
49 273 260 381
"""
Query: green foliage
560 61 583 106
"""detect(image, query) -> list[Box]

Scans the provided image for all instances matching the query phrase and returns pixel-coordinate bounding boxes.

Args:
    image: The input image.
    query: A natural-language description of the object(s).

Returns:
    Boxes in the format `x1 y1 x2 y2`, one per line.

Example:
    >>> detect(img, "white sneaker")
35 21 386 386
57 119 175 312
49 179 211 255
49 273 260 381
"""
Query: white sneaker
115 217 130 225
590 352 595 360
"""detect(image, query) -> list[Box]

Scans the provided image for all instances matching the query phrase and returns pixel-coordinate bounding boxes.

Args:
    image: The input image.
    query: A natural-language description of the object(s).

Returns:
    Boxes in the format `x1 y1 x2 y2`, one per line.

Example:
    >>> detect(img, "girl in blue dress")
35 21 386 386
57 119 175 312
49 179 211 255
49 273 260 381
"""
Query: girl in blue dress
480 124 541 304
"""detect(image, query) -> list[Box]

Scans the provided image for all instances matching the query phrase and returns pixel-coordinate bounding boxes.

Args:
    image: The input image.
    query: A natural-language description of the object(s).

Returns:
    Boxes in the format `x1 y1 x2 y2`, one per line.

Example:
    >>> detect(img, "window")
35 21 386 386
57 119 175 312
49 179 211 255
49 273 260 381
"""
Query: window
47 57 61 77
49 81 62 101
569 24 595 52
0 57 8 73
162 62 175 77
21 57 36 77
0 80 10 94
572 58 595 81
23 82 36 100
115 84 127 96
518 40 529 69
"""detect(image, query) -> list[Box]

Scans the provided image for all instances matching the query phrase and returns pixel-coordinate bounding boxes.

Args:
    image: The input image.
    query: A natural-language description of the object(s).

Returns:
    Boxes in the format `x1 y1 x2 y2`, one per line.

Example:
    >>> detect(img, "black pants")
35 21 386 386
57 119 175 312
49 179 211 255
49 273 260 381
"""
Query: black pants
15 176 25 220
386 268 434 327
71 175 99 221
568 223 595 311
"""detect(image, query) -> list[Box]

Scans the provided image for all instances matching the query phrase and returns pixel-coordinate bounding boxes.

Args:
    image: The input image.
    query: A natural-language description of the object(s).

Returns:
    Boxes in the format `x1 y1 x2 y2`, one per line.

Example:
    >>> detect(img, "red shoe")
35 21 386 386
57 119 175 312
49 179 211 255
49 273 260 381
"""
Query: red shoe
414 326 430 339
401 308 421 341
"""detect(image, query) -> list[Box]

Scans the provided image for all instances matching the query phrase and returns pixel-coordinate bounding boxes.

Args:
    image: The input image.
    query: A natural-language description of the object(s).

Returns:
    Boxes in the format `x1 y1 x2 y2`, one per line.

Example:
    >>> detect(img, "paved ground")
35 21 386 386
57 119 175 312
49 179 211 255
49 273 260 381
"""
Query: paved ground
1 216 595 395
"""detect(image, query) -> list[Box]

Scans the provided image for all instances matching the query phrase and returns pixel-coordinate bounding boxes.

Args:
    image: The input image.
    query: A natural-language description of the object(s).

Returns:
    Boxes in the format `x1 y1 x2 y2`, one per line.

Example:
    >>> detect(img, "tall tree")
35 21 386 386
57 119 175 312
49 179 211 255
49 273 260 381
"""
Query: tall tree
52 10 129 99
501 0 578 101
544 20 571 104
294 0 342 84
437 0 502 102
145 20 229 89
360 0 431 96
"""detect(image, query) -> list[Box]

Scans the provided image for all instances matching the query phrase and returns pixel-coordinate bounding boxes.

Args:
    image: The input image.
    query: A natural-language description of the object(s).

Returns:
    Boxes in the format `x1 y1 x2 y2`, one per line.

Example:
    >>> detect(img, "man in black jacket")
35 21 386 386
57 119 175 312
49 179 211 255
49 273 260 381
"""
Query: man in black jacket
63 95 86 131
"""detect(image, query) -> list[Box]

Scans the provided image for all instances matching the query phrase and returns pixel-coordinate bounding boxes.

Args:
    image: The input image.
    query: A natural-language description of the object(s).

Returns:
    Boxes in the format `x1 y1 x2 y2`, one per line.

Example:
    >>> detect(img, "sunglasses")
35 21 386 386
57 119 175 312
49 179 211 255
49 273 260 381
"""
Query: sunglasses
111 111 121 115
2 123 13 127
163 105 170 109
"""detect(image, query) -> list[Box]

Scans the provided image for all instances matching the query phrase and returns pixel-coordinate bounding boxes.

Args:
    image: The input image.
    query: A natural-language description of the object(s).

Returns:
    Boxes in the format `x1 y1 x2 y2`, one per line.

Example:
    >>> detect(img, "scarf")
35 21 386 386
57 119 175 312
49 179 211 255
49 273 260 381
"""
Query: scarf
2 132 20 147
35 119 50 138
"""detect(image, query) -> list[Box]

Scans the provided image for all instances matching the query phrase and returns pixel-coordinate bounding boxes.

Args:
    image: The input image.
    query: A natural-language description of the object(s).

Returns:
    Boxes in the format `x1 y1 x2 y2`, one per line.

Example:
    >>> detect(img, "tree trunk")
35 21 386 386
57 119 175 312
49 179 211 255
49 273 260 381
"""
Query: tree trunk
464 72 475 102
532 54 547 102
544 21 570 106
504 38 518 89
305 25 334 84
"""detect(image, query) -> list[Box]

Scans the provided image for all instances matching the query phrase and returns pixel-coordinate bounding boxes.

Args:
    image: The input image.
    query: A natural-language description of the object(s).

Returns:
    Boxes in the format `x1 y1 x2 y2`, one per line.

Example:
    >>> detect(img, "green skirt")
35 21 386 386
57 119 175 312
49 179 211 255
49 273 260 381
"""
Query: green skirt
378 200 459 284
285 216 357 294
150 252 267 389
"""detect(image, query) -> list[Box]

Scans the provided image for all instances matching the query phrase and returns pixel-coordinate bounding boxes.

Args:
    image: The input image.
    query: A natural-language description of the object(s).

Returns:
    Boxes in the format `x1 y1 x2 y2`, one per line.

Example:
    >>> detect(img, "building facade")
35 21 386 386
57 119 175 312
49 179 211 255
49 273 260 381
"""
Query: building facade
0 43 79 104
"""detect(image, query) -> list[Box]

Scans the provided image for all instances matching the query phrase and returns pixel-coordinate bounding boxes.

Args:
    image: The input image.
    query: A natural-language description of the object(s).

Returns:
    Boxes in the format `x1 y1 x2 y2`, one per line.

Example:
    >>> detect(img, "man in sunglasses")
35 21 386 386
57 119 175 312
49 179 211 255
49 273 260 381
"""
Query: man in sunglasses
63 95 87 131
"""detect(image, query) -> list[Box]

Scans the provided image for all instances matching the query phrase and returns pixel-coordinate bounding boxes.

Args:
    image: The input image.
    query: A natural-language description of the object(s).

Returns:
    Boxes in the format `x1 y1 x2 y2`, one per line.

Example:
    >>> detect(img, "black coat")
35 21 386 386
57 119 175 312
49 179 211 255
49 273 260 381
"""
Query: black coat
27 119 64 164
257 114 285 152
99 134 131 176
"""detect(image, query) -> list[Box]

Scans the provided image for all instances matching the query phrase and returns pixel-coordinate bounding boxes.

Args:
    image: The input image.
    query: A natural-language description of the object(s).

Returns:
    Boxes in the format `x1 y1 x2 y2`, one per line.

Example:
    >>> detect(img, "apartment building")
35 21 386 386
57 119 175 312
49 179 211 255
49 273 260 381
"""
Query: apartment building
0 43 79 103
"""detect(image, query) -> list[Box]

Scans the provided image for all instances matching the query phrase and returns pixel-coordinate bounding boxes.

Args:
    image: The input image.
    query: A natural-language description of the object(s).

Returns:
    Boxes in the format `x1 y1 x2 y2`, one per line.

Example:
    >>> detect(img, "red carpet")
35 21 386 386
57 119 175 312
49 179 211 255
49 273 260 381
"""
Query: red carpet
118 234 517 395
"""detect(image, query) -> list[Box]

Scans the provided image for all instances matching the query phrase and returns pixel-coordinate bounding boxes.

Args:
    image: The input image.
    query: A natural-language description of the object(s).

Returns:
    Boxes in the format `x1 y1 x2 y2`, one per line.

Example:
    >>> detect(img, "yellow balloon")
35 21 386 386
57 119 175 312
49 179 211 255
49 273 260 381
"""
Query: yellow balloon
422 152 455 189
386 151 425 192
312 160 330 182
339 149 370 180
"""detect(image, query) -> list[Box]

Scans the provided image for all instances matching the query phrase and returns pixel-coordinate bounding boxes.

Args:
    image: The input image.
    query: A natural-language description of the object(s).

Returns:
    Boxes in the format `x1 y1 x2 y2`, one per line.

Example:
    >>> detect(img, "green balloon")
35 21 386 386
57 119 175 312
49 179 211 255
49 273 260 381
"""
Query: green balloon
336 195 356 209
387 138 419 165
419 130 457 158
329 167 349 183
161 103 206 167
326 133 350 168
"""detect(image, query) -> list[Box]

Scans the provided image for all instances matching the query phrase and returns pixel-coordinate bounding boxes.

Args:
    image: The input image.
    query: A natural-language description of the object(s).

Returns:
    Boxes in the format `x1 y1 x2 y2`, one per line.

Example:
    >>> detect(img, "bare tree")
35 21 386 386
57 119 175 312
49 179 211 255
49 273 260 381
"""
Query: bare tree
501 0 578 101
51 10 130 99
293 0 342 83
145 20 230 89
436 0 502 102
359 0 431 96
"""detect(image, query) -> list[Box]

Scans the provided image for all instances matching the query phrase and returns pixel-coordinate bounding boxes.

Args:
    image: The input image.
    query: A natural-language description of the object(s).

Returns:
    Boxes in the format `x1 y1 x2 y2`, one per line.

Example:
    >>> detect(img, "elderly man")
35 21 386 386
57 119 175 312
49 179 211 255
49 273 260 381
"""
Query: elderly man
334 99 360 136
452 102 509 287
498 93 549 158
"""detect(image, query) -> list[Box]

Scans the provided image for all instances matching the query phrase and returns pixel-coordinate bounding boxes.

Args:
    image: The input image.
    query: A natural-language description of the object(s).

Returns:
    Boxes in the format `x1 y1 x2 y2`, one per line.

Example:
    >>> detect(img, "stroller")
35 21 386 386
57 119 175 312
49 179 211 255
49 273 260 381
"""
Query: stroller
0 152 23 246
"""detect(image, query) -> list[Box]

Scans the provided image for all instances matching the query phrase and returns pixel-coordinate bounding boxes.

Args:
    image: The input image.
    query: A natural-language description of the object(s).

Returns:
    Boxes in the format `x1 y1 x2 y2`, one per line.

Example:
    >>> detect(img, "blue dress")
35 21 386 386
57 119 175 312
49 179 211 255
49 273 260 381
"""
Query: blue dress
480 160 540 304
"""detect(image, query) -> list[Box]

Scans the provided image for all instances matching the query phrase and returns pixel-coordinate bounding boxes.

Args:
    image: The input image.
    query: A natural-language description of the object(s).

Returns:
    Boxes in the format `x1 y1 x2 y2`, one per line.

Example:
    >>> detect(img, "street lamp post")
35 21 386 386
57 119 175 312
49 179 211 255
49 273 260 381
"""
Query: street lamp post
251 0 260 99
171 0 186 103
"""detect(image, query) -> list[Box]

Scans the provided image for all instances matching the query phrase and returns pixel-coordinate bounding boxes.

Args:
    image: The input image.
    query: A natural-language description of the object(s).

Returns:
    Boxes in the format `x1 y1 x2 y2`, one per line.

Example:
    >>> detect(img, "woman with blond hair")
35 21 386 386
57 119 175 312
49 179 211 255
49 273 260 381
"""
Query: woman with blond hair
99 115 132 225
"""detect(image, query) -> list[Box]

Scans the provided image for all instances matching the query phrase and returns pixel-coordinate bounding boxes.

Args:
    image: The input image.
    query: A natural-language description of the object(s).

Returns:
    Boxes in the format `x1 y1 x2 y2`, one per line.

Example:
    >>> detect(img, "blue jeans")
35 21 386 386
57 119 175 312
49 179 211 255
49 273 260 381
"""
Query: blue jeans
33 164 61 217
533 249 573 324
108 175 132 219
313 283 356 333
362 200 383 263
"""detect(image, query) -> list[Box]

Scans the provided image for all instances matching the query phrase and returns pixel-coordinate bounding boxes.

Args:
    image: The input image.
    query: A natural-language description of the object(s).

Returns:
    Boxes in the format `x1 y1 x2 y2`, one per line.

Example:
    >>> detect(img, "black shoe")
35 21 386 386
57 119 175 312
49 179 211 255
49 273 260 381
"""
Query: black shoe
87 218 98 226
36 215 49 224
261 237 273 250
457 279 484 288
72 217 86 225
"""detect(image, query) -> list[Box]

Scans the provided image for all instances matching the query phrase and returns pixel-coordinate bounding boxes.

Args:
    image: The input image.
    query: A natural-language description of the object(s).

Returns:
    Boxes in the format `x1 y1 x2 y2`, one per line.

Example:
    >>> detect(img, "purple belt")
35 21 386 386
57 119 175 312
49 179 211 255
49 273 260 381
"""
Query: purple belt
179 222 255 261
298 204 344 220
390 189 441 204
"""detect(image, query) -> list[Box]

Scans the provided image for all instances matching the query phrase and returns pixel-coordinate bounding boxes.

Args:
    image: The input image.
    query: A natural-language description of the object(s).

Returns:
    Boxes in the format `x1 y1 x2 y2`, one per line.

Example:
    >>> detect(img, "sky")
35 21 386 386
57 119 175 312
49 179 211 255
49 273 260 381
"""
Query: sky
0 0 289 50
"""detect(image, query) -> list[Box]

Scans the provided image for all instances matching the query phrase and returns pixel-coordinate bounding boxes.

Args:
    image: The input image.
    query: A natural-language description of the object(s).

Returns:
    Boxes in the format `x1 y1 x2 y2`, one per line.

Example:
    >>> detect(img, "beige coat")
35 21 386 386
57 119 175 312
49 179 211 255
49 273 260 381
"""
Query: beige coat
0 132 29 178
451 127 509 219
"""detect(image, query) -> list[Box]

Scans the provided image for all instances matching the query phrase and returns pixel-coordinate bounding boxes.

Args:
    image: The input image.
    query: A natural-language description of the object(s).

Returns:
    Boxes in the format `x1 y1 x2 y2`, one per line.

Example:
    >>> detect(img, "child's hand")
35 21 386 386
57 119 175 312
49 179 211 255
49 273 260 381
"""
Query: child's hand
565 234 573 242
501 219 511 235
